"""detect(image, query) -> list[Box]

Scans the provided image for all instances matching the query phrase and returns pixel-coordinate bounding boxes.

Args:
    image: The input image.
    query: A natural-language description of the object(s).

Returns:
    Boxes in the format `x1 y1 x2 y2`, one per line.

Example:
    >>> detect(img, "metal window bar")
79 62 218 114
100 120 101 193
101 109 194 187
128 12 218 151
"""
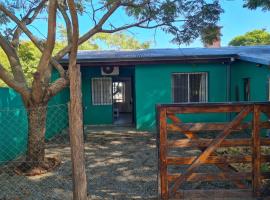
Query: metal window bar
92 77 112 105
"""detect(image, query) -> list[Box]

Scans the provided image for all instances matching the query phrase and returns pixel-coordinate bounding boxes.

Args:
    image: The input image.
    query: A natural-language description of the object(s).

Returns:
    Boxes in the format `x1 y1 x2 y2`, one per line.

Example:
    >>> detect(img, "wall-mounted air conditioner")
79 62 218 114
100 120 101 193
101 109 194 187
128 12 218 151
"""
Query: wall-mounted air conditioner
101 66 119 76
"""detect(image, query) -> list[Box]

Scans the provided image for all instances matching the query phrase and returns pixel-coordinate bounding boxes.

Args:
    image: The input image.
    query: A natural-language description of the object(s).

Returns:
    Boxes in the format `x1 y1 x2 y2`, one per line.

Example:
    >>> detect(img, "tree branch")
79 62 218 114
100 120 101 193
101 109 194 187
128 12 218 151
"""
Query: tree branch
58 2 72 45
37 0 57 74
100 19 150 33
0 34 27 87
121 0 151 8
101 19 187 34
32 0 57 103
44 77 69 101
44 0 82 101
0 4 42 51
12 0 47 48
67 0 79 64
0 2 66 78
0 63 30 100
53 0 121 60
90 0 97 25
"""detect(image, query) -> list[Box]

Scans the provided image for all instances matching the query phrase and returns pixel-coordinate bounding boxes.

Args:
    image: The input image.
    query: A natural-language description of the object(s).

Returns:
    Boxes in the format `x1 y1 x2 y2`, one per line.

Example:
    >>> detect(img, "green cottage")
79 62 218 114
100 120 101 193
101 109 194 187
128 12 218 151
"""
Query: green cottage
1 45 270 163
59 45 270 131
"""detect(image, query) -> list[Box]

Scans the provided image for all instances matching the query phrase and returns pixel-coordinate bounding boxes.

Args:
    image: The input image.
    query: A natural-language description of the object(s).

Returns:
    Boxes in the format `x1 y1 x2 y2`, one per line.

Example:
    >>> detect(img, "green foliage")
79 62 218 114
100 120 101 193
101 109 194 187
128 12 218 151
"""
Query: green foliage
0 49 9 87
229 29 270 46
59 25 150 50
244 0 270 11
92 33 150 50
0 41 41 87
201 25 222 45
166 0 223 44
18 41 41 82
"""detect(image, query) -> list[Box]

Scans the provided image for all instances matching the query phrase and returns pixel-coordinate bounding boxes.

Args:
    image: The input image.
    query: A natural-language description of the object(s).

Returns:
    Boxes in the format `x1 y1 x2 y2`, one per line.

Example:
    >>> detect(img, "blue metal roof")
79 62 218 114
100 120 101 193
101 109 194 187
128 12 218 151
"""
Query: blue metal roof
62 45 270 65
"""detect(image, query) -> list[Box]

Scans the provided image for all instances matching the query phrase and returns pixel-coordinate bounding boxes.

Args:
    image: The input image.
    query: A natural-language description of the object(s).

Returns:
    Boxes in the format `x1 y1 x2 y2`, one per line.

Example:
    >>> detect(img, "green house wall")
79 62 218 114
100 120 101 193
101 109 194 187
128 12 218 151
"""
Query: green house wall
230 61 270 102
134 63 228 131
81 67 113 125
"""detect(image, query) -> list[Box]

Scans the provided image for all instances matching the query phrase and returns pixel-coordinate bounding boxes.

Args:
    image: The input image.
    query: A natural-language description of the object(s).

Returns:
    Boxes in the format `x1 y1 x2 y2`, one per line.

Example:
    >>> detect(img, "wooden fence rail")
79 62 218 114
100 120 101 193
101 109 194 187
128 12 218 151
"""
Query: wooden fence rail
157 102 270 199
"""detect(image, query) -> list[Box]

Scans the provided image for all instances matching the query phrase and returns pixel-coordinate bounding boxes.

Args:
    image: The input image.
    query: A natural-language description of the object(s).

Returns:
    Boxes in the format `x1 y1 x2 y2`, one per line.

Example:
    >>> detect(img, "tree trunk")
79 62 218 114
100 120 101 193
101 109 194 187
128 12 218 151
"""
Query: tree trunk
69 64 88 199
26 104 47 167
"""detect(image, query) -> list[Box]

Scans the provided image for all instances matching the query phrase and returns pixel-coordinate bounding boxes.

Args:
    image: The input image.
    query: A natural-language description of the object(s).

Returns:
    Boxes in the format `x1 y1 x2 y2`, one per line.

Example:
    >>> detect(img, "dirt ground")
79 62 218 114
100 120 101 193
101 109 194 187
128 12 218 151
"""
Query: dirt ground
0 126 158 200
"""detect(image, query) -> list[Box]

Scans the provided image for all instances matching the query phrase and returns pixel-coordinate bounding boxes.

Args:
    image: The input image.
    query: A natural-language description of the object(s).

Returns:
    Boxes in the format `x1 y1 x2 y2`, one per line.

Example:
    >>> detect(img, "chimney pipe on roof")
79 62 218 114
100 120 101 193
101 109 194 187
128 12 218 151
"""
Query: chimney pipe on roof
205 38 221 48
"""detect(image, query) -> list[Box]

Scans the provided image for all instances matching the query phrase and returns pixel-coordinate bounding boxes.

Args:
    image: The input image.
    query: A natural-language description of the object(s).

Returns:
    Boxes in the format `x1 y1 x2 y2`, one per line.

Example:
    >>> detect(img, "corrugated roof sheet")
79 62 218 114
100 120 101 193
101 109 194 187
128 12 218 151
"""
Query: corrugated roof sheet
61 45 270 65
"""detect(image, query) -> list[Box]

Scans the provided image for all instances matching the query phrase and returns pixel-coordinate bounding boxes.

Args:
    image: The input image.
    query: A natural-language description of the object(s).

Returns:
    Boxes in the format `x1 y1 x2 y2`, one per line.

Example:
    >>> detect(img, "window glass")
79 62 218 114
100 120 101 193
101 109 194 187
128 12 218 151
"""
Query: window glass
172 74 188 102
172 73 208 103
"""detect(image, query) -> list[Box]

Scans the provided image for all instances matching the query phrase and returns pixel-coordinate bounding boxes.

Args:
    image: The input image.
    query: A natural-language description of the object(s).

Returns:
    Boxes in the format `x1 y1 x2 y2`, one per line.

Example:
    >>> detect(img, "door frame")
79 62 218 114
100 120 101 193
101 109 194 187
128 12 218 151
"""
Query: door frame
112 76 135 125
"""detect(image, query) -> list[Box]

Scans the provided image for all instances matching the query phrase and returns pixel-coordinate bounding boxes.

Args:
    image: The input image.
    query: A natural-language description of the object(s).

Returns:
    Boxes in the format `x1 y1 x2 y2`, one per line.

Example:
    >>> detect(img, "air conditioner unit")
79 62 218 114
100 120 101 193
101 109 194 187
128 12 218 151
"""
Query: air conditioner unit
101 66 119 76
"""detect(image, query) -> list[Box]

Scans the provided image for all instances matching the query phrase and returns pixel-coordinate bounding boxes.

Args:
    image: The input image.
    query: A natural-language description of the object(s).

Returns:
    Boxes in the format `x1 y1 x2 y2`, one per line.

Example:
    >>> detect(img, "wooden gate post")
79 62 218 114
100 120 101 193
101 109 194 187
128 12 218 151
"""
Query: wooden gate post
252 105 261 197
158 106 169 200
69 64 88 200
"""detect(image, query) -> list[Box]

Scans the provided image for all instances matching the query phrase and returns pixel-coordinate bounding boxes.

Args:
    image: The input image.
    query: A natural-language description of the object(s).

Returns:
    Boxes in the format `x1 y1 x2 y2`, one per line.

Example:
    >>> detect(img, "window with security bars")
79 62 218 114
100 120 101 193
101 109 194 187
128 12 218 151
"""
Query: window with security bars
92 77 112 105
172 73 208 103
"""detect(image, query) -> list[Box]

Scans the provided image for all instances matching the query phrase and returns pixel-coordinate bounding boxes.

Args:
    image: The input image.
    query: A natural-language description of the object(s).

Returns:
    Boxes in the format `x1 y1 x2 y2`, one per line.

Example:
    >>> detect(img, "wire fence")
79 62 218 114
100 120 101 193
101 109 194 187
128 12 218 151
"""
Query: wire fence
0 103 73 200
0 102 158 199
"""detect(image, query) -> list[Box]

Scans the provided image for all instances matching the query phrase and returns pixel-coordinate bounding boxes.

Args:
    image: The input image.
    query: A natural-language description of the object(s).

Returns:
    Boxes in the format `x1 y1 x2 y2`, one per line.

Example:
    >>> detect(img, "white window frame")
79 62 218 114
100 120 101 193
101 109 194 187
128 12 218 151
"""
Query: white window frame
91 77 112 105
172 72 208 103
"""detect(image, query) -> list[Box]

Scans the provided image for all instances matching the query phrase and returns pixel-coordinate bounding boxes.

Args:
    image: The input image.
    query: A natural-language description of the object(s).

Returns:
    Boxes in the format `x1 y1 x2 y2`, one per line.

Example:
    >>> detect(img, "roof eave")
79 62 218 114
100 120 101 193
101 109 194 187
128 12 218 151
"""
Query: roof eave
60 55 237 66
238 55 270 66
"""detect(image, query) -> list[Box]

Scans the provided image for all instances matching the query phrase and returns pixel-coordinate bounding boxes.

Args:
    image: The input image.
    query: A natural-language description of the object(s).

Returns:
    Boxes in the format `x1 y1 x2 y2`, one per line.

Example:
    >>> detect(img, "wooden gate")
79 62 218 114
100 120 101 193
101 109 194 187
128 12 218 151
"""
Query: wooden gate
157 102 270 199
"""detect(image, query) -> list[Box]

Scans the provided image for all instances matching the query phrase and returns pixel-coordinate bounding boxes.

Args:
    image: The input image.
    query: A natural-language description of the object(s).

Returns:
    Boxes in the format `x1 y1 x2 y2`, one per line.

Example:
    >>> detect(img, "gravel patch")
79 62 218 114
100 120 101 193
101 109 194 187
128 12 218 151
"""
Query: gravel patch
0 127 158 200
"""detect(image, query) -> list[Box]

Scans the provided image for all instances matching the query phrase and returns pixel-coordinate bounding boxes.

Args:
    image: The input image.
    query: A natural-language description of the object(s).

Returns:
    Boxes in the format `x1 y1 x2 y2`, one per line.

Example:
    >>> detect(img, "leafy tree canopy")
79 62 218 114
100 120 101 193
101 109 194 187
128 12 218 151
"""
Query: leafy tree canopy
244 0 270 11
0 0 223 45
229 29 270 46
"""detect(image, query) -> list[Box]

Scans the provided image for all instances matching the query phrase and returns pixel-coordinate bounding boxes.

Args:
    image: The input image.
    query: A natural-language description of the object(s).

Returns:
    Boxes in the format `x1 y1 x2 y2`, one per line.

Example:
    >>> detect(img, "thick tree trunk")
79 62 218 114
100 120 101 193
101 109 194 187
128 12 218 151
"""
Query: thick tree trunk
26 104 47 167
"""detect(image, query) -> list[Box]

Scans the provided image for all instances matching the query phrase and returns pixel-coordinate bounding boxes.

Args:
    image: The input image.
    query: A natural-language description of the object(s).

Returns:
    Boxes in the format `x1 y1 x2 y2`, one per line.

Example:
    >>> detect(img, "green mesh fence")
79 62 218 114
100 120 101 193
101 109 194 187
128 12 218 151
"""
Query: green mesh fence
0 107 28 163
0 104 69 164
0 86 74 199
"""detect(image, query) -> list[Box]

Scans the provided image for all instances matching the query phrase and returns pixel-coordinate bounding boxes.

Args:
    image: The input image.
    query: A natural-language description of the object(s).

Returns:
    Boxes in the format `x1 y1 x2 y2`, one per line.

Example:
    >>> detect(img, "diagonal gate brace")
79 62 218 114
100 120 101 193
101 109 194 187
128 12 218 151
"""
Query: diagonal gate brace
169 106 252 197
167 114 247 189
